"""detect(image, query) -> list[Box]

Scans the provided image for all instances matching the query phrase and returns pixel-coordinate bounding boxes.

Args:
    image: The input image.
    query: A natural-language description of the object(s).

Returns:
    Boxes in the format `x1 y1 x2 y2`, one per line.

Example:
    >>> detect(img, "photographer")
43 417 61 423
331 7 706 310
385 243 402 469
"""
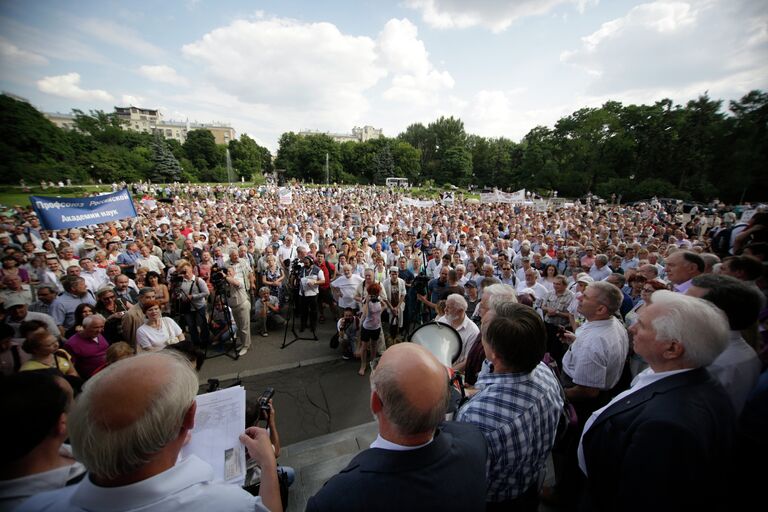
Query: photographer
296 255 324 334
245 392 295 510
254 286 285 337
174 260 210 348
336 307 359 360
224 264 252 356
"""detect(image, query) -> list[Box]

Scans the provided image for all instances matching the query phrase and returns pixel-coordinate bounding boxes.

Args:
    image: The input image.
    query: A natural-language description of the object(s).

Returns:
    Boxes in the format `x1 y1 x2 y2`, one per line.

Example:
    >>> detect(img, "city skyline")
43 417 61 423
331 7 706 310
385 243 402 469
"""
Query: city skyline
1 0 765 152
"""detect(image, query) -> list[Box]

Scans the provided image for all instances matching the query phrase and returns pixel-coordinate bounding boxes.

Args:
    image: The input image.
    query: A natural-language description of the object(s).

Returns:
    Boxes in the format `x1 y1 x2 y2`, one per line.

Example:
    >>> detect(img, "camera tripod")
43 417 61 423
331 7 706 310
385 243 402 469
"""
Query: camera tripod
205 284 239 360
281 285 318 349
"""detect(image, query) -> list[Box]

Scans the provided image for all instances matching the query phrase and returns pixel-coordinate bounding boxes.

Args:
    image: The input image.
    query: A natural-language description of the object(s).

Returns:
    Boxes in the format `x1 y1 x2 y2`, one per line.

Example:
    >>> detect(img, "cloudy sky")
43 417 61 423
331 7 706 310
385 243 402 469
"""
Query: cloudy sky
1 0 766 151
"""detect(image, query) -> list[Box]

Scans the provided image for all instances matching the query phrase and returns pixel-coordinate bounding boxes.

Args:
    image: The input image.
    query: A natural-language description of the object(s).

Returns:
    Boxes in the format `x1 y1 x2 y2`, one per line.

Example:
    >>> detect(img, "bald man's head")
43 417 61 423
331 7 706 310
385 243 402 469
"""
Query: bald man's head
371 344 450 436
68 352 198 480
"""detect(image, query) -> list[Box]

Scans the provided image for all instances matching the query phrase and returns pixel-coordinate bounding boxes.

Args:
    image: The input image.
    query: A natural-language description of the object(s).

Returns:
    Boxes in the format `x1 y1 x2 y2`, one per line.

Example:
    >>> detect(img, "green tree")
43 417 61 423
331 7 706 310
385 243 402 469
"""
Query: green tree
439 146 472 186
372 143 395 185
391 140 421 183
183 129 220 172
150 133 183 183
229 134 272 180
0 94 76 184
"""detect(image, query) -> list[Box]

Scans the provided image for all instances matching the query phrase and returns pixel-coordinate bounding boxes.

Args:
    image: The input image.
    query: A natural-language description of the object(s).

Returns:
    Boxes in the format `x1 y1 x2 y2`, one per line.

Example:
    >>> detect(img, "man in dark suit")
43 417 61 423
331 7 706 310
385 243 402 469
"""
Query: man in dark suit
306 343 487 512
579 290 736 511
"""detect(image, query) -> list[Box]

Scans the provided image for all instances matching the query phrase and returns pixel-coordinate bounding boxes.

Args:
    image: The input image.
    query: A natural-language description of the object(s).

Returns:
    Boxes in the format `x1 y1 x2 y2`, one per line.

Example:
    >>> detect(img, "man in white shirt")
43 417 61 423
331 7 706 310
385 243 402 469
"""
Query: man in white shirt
664 250 704 294
588 254 612 282
134 245 165 275
686 274 762 415
435 293 480 370
78 257 110 294
18 351 281 512
0 372 85 509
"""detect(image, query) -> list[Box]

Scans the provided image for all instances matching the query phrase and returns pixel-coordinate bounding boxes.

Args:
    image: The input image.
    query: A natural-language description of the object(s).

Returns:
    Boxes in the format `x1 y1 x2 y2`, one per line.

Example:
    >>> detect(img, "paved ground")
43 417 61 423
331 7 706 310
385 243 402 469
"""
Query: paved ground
196 315 375 446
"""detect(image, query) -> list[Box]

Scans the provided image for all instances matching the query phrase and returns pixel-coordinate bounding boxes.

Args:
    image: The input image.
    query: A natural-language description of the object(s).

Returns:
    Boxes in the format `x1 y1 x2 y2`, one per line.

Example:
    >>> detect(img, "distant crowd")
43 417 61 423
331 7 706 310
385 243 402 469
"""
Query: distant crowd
1 183 767 511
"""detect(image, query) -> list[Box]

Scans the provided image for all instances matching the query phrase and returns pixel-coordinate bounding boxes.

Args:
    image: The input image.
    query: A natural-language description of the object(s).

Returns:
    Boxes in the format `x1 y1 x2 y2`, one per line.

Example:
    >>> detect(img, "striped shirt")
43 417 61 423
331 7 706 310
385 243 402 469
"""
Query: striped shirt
455 362 563 502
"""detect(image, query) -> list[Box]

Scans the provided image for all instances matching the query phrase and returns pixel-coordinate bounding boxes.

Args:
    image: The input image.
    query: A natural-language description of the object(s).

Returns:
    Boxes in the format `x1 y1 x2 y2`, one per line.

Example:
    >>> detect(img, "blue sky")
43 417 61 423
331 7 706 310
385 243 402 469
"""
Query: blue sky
1 0 766 151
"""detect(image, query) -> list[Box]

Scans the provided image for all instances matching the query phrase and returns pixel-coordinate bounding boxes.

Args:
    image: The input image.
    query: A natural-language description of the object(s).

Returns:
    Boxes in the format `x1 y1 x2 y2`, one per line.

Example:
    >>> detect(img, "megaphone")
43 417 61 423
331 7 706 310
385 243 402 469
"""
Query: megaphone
409 321 462 367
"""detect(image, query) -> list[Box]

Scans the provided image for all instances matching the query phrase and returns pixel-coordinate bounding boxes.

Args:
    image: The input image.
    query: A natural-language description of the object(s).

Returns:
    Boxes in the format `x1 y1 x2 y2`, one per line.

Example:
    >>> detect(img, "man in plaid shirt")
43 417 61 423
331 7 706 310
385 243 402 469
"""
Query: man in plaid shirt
456 298 563 511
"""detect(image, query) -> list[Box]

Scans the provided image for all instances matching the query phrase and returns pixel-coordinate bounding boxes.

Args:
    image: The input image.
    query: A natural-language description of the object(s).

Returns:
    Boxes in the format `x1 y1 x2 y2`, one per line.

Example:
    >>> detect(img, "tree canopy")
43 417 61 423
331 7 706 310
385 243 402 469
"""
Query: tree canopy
1 91 765 201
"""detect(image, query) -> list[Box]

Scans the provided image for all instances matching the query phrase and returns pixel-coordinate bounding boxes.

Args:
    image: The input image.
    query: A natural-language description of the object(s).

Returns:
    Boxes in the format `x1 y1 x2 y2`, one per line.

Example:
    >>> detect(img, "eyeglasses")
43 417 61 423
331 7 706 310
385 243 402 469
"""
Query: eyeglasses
103 296 116 301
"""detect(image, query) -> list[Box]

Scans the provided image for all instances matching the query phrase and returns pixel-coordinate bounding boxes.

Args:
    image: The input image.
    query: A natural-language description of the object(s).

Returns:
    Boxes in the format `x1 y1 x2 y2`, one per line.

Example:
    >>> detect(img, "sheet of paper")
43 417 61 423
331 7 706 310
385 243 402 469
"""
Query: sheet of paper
181 385 246 485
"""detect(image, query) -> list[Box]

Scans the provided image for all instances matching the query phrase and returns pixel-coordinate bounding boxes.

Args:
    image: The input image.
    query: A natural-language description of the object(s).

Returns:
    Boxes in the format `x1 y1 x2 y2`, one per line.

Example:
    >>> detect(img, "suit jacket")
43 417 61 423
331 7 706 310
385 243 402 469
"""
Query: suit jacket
305 422 487 512
581 368 736 512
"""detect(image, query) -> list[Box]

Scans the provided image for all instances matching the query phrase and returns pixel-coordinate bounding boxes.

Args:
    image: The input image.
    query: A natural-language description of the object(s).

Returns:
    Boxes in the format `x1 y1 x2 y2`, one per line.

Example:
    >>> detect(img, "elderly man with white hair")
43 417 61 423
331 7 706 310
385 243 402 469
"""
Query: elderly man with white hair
18 351 281 512
579 291 735 511
435 293 480 371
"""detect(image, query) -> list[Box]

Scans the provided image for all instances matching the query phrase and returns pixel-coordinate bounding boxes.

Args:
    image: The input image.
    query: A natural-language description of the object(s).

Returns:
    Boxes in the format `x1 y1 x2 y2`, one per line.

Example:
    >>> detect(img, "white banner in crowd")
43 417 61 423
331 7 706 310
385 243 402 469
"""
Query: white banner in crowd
400 197 437 208
480 189 527 204
278 187 292 205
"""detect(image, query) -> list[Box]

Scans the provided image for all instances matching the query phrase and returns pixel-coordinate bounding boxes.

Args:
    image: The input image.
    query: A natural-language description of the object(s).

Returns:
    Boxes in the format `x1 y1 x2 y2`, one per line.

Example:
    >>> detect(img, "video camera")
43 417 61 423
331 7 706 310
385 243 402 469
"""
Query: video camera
210 263 228 291
411 275 430 296
169 271 184 286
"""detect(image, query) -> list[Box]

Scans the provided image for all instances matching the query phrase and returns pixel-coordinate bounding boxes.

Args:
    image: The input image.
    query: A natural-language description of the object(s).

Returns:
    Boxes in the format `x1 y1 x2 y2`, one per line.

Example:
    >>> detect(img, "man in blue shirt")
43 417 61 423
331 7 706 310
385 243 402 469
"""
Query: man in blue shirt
456 299 563 510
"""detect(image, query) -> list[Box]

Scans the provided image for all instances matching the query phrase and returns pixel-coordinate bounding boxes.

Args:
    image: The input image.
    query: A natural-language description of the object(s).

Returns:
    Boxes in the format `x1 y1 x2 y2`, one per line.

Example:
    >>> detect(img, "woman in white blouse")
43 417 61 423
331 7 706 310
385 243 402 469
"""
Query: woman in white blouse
136 300 185 352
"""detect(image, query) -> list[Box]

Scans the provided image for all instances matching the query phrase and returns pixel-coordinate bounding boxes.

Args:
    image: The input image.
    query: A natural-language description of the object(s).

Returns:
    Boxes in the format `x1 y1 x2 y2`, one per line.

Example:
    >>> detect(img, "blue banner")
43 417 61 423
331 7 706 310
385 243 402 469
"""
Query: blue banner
30 189 138 230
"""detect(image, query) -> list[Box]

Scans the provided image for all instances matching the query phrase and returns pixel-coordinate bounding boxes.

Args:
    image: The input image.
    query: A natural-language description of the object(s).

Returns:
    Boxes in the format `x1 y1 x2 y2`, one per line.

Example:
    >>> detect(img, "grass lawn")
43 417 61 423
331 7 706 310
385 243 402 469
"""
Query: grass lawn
0 186 113 208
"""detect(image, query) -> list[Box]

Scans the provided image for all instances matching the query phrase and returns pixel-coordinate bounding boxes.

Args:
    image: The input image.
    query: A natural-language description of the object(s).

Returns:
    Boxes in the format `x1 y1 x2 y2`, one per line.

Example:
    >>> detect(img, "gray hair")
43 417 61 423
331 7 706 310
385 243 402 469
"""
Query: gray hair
258 286 271 295
371 363 449 436
595 254 609 265
445 293 468 312
488 292 520 318
483 283 518 303
82 314 106 327
68 352 199 480
35 284 57 295
589 280 623 314
649 291 729 368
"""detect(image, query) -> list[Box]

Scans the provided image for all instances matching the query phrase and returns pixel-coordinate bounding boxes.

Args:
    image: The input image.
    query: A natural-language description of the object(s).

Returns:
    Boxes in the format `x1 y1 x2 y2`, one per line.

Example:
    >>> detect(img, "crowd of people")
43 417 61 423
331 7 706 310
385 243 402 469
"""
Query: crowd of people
1 183 767 511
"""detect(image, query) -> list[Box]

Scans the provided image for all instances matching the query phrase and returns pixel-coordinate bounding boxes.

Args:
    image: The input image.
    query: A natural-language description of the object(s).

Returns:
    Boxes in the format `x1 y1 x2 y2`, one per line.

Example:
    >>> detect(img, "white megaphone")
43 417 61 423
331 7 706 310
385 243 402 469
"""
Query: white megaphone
409 321 462 367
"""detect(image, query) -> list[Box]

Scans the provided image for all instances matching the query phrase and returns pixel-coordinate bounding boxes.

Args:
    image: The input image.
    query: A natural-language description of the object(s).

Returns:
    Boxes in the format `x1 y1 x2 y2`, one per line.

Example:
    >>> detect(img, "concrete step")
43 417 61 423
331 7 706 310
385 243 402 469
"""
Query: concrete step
280 421 377 511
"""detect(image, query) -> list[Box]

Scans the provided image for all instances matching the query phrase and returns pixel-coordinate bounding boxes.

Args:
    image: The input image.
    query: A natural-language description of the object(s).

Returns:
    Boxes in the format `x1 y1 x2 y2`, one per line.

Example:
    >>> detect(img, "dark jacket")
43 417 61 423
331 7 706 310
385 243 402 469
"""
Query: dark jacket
581 368 736 512
306 422 487 512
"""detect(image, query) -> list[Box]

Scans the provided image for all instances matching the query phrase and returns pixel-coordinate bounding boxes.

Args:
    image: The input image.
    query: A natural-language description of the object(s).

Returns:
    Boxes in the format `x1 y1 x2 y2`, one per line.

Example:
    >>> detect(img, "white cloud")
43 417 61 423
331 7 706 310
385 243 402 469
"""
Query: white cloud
404 0 596 32
377 18 454 104
138 65 189 86
77 18 164 59
37 73 114 103
181 17 385 129
121 94 146 106
0 37 48 65
561 0 768 98
458 89 569 141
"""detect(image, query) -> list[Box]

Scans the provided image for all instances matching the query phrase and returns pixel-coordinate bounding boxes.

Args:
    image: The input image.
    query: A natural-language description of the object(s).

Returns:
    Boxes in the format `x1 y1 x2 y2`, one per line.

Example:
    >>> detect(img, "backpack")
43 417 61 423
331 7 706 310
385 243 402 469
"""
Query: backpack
711 223 746 257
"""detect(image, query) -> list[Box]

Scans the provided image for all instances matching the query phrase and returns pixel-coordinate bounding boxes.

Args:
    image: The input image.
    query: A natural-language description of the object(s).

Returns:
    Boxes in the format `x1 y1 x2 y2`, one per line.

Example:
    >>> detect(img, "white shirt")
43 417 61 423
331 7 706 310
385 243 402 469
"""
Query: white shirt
562 317 629 390
81 269 110 293
370 434 433 451
17 454 267 512
436 313 480 365
331 274 364 308
0 445 85 510
135 255 165 274
136 317 183 351
707 331 760 415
